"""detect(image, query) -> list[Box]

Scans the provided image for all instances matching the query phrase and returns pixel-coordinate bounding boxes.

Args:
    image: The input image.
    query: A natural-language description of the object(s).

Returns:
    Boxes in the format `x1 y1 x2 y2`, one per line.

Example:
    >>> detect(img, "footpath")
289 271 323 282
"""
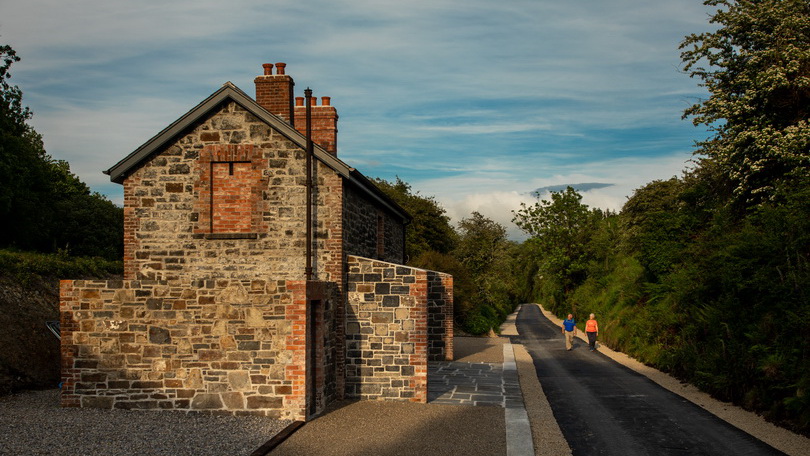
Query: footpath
269 304 568 456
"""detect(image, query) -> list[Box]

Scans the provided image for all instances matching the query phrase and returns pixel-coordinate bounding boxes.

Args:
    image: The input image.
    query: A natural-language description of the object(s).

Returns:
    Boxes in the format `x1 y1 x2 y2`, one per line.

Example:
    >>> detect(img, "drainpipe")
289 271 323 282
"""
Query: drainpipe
305 88 314 281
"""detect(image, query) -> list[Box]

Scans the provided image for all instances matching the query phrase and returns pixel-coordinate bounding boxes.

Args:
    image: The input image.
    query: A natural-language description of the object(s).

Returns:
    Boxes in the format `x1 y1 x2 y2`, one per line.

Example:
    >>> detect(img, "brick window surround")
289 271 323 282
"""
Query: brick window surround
194 144 266 238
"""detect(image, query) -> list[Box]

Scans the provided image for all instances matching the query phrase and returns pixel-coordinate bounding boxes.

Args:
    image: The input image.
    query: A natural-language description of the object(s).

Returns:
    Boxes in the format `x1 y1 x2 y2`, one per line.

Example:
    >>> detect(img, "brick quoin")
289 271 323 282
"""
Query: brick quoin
122 179 139 280
409 271 429 403
59 280 79 407
285 280 308 420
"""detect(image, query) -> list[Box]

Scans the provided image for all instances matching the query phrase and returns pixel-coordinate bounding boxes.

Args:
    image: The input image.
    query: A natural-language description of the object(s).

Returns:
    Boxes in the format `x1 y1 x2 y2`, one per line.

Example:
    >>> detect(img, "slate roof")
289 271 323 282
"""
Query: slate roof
104 82 410 223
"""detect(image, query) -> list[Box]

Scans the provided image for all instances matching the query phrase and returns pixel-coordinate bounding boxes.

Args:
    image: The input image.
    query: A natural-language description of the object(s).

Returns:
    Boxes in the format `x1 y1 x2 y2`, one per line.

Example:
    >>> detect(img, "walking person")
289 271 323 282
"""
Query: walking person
562 314 577 350
585 313 599 351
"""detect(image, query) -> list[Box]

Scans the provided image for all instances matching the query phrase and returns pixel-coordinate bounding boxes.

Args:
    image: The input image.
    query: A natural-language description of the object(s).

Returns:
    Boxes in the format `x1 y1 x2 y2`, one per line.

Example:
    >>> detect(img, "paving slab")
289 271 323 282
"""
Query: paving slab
428 360 523 407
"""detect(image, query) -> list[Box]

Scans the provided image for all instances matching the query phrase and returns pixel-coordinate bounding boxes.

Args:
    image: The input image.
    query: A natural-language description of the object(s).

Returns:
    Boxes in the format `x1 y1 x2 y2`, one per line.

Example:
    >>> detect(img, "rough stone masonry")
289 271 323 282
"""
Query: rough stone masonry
60 63 452 420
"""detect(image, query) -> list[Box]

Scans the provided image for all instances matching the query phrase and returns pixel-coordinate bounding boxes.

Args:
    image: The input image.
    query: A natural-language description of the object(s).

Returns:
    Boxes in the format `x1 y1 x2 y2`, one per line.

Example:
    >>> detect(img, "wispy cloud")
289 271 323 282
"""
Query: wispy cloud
3 0 712 239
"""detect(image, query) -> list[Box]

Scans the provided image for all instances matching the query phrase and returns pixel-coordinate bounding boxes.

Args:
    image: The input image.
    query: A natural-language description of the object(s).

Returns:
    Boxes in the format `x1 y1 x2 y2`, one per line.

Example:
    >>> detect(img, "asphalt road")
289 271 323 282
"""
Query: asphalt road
515 304 785 456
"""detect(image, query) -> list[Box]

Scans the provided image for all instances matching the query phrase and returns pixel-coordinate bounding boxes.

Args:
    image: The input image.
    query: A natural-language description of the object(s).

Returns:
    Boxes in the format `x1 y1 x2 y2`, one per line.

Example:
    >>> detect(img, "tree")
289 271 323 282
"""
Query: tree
620 178 697 281
454 212 516 334
372 177 457 260
0 45 49 242
0 44 123 260
513 187 602 296
680 0 810 207
455 211 507 277
0 45 31 134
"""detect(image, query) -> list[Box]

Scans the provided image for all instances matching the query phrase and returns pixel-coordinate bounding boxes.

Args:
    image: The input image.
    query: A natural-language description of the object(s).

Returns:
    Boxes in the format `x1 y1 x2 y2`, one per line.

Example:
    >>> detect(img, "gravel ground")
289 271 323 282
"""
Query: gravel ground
453 336 505 363
0 390 291 456
536 303 810 456
271 400 506 456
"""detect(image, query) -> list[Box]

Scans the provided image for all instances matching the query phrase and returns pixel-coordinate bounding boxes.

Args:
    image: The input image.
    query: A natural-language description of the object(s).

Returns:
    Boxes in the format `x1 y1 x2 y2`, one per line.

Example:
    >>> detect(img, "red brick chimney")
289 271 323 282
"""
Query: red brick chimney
294 95 339 155
254 63 295 124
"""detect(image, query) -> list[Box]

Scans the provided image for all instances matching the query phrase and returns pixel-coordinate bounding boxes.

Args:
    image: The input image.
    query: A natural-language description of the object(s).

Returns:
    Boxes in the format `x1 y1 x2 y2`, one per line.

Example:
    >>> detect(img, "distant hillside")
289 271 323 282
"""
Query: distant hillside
531 183 613 197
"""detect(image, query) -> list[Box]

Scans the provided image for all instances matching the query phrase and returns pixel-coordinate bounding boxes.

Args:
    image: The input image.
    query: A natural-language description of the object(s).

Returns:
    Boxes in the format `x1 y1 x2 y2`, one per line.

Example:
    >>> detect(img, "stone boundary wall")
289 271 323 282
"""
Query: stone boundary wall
60 278 323 420
344 256 452 402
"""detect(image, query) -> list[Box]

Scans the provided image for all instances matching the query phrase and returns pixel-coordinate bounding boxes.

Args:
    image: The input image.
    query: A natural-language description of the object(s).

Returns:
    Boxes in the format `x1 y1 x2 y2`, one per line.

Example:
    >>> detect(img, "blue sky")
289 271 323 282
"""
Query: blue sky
2 0 713 239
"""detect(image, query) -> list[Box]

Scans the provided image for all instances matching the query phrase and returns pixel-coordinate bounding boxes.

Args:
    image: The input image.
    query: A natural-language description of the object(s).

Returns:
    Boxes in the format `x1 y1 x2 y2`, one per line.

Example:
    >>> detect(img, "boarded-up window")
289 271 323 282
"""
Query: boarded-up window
194 144 266 237
211 161 252 233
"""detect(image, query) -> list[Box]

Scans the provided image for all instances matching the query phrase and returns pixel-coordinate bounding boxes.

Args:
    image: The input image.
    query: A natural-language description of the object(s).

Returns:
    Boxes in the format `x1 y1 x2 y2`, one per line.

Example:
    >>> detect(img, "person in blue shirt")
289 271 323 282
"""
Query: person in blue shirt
562 314 577 351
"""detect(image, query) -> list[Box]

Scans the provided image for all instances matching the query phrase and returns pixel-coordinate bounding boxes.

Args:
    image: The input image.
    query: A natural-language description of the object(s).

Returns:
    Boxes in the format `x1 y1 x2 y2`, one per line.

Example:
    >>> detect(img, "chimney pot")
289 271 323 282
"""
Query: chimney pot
294 87 338 156
255 62 294 124
275 63 286 75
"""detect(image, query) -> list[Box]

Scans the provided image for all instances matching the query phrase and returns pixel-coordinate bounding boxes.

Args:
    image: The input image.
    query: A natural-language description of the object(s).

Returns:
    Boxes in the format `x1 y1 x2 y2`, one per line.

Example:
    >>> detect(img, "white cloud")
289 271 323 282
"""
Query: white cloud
419 152 691 240
3 0 714 231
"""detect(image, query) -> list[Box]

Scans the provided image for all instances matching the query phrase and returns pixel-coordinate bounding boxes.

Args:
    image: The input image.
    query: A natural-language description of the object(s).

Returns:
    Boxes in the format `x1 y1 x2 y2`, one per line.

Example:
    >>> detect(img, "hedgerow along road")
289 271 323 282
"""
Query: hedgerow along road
515 305 785 456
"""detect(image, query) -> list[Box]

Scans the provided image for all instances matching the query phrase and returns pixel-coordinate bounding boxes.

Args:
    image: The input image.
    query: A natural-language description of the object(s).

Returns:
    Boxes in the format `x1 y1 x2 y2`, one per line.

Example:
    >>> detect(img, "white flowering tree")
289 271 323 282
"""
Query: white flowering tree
680 0 810 206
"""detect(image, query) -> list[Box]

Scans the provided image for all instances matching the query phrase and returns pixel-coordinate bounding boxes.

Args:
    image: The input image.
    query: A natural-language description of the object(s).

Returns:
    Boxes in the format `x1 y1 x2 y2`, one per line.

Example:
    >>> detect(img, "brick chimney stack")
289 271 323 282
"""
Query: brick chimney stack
294 95 339 156
254 63 295 124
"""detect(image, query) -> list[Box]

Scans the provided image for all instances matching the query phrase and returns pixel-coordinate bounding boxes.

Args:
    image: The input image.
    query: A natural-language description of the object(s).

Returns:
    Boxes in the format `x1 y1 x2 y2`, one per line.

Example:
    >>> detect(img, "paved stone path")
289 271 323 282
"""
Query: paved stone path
428 359 523 408
429 342 534 455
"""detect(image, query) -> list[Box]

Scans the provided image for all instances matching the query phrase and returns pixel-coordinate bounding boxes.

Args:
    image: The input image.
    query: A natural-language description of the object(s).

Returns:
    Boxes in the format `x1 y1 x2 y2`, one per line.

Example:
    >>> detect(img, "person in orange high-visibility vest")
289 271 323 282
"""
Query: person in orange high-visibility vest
585 313 599 351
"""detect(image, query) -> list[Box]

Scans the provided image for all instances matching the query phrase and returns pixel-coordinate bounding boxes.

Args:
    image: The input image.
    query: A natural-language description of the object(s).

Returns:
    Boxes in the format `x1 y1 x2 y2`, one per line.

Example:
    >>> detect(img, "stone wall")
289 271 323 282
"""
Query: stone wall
59 278 338 420
122 101 344 283
343 184 405 264
344 256 452 402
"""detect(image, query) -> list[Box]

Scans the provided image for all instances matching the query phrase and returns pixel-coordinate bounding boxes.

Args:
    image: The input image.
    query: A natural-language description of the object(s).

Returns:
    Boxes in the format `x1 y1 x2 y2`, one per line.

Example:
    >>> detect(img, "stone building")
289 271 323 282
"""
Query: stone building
59 63 453 421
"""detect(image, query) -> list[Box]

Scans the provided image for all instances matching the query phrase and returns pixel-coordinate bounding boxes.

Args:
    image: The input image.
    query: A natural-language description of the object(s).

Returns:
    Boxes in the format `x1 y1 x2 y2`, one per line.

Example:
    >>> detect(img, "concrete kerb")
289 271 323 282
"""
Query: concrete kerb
500 305 571 456
502 342 534 456
534 303 810 456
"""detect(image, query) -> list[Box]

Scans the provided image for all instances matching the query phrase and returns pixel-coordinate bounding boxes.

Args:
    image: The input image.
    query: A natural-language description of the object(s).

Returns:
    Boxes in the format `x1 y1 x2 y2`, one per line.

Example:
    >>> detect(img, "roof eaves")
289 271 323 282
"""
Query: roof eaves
103 82 407 222
105 83 233 183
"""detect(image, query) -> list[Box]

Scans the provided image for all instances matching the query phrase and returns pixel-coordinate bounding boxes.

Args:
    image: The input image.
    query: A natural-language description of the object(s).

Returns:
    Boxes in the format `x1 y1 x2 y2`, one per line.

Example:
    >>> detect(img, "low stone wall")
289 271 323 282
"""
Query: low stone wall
60 278 319 420
344 256 452 402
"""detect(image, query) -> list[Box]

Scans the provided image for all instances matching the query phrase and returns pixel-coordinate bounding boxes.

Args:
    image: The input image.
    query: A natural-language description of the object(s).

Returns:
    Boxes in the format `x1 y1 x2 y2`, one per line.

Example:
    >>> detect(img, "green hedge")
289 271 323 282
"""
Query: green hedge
0 249 122 283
